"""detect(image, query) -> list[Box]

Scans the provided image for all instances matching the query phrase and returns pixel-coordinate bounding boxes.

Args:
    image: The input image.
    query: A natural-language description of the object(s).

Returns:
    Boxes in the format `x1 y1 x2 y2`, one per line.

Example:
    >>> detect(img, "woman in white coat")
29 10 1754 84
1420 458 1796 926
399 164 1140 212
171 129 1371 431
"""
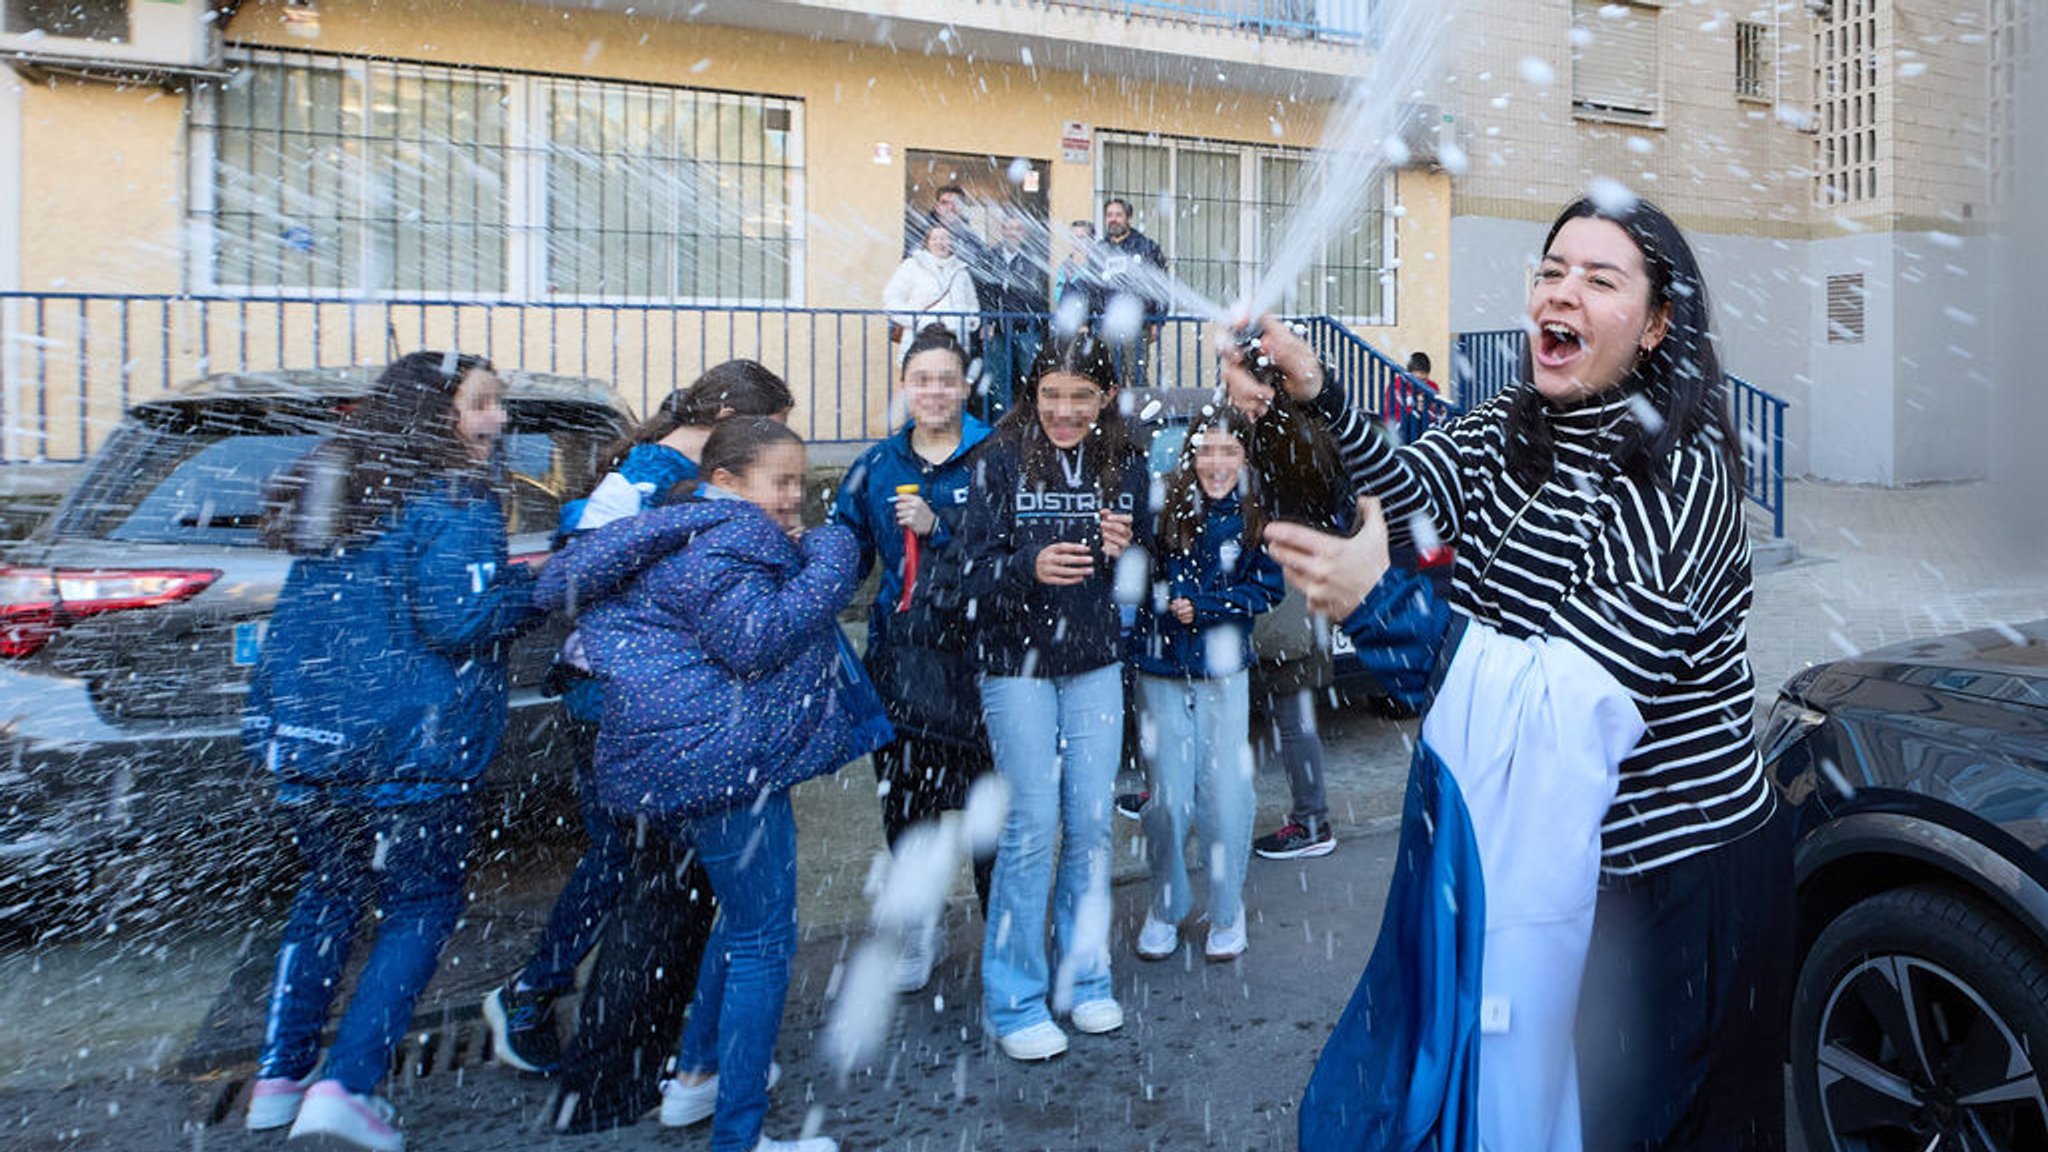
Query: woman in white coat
883 225 980 368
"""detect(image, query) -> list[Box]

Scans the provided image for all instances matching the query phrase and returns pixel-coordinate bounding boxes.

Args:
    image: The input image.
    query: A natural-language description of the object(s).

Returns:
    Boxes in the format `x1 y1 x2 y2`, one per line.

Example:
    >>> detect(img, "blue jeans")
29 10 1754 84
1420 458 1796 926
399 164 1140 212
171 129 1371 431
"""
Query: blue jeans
656 792 798 1152
258 794 474 1095
1137 672 1253 927
980 325 1040 421
518 749 632 994
979 663 1124 1035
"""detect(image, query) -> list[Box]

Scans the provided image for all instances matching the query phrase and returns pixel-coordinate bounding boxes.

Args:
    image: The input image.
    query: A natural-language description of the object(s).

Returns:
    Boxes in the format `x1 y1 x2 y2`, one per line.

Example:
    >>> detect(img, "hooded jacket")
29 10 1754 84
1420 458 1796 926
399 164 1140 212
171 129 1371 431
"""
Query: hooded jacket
1128 491 1285 680
244 478 539 806
534 495 892 819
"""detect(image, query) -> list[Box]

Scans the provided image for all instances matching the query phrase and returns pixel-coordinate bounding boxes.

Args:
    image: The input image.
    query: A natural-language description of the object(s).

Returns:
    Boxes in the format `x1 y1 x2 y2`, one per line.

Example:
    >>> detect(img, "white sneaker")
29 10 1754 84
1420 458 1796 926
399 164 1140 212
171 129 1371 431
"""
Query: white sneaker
1135 912 1178 961
1069 998 1124 1035
893 920 947 993
287 1080 403 1152
995 1021 1069 1062
754 1136 839 1152
1205 917 1248 961
246 1073 314 1131
659 1062 782 1128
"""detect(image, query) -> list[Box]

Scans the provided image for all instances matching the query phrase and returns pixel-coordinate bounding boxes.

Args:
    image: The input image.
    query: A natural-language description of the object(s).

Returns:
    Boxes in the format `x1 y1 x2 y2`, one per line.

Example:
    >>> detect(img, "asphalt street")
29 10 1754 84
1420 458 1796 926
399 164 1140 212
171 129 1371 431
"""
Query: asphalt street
3 479 2046 1151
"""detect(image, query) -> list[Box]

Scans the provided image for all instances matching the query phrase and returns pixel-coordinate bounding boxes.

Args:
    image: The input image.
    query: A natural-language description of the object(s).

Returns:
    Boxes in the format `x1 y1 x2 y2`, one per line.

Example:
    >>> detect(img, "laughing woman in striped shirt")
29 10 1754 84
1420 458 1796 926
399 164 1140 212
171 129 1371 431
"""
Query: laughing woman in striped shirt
1256 196 1794 1151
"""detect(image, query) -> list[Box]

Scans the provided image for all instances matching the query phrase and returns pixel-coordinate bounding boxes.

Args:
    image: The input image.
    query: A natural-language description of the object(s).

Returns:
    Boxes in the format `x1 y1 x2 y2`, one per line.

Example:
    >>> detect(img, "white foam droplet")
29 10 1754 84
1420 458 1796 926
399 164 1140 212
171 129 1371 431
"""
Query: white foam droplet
1518 56 1556 87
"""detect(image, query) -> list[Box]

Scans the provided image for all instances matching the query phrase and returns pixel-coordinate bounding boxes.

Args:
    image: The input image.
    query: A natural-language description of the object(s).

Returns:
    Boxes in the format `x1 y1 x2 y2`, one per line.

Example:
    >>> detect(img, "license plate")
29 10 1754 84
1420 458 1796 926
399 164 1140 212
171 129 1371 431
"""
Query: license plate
233 621 265 666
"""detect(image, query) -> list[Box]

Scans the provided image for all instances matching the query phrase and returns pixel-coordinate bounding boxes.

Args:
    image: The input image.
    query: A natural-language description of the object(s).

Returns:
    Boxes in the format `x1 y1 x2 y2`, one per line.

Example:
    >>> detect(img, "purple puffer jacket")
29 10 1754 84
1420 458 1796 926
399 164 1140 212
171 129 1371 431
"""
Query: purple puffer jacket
534 495 891 819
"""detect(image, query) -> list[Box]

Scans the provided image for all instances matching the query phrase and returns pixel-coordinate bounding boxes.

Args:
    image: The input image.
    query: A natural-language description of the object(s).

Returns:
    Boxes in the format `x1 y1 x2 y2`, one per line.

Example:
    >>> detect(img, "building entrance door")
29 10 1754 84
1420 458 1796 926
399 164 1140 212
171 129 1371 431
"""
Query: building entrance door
901 150 1051 257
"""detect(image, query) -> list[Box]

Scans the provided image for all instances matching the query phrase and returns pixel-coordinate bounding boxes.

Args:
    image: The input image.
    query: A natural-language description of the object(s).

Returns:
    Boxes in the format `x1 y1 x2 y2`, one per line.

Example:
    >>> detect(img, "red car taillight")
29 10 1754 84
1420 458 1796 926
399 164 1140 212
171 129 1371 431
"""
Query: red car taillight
0 566 222 658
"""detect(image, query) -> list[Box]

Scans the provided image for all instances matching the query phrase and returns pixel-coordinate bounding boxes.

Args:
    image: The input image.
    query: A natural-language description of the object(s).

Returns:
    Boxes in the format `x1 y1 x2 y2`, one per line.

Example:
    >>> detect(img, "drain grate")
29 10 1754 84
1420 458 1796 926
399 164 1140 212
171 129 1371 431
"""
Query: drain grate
203 1016 497 1127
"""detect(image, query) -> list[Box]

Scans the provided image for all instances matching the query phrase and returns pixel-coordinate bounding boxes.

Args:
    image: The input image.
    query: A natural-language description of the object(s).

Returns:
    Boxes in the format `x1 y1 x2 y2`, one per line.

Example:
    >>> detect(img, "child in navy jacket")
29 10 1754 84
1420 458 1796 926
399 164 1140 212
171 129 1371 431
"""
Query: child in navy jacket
950 331 1151 1062
483 359 793 1090
243 352 539 1152
1128 406 1284 963
535 417 889 1152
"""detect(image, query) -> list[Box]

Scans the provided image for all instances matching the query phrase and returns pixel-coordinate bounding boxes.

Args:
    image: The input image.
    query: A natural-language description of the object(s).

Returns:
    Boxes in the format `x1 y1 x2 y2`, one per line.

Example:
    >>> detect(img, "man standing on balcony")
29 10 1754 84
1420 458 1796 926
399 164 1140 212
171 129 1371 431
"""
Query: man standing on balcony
1098 197 1168 390
978 213 1048 420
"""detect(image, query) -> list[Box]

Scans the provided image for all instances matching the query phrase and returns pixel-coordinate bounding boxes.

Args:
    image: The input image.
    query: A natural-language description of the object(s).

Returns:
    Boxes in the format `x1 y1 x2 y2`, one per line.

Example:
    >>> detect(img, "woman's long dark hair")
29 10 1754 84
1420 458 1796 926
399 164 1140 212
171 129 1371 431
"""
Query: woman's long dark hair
1506 196 1742 491
1156 405 1266 556
589 358 794 491
261 350 492 553
998 329 1135 499
1247 389 1352 534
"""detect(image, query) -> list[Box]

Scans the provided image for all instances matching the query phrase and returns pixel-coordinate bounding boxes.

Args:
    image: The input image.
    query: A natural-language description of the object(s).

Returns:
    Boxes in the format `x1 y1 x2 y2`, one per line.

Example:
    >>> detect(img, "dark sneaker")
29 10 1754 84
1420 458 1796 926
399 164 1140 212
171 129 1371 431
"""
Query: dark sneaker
483 983 562 1075
1253 821 1336 860
1114 791 1151 821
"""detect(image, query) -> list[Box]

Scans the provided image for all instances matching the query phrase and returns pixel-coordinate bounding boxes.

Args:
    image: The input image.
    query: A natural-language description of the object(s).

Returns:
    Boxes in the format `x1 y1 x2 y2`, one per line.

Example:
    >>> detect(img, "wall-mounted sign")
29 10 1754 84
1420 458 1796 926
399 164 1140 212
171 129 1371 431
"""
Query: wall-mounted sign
874 142 893 165
1060 121 1090 165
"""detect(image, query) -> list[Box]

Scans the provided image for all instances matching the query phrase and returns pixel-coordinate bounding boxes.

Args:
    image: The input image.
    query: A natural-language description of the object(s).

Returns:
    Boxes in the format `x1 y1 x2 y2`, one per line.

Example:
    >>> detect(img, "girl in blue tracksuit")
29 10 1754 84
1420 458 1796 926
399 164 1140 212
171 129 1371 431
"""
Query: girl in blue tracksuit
1128 406 1285 964
534 417 890 1152
243 352 540 1152
830 324 996 992
951 330 1151 1062
484 359 793 1088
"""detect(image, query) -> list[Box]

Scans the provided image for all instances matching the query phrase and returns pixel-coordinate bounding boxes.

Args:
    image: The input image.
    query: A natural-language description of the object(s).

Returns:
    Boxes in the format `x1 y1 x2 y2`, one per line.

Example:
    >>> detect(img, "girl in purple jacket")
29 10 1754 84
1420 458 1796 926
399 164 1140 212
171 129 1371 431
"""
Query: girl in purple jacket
534 417 889 1152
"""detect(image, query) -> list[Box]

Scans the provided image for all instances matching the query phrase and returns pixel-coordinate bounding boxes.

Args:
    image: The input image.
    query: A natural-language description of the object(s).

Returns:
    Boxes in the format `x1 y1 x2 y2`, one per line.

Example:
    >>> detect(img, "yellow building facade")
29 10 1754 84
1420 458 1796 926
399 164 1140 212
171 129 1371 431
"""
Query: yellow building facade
2 0 1451 461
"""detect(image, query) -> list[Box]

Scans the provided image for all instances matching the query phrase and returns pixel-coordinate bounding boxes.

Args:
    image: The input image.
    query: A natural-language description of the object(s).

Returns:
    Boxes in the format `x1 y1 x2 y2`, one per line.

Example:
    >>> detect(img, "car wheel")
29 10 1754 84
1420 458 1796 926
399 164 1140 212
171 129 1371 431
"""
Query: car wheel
1792 884 2048 1151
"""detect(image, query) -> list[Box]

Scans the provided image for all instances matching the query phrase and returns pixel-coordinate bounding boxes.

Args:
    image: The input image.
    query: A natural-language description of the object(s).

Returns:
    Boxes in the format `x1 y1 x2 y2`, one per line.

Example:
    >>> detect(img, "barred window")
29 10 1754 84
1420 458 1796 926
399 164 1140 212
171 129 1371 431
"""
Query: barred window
1098 131 1394 324
1735 20 1770 101
1572 0 1660 123
195 49 804 303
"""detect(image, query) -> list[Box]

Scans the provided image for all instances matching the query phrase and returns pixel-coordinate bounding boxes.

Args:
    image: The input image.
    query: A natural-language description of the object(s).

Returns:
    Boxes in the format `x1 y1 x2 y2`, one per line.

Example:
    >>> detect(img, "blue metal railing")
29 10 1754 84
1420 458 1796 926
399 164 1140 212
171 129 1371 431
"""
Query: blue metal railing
0 292 1334 462
1727 373 1789 539
1452 326 1524 409
1302 315 1459 432
1451 327 1790 538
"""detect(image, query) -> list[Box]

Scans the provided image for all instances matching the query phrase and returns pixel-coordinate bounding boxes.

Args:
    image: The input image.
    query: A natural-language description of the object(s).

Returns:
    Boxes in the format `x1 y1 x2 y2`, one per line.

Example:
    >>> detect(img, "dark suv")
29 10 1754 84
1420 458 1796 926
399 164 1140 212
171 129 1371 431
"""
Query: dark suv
1762 619 2048 1148
0 368 634 927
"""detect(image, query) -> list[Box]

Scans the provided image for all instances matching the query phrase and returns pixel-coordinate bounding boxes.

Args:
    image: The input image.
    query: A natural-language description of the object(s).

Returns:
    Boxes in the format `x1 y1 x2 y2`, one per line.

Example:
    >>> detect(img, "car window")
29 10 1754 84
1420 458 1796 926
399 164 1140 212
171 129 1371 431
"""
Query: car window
55 405 619 546
104 434 320 545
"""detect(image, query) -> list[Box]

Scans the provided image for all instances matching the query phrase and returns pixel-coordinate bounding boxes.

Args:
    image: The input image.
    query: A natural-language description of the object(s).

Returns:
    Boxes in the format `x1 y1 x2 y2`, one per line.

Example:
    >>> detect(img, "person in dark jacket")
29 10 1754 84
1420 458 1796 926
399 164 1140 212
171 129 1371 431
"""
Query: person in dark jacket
535 417 890 1152
482 360 793 1084
242 352 540 1152
951 330 1150 1063
1098 197 1169 390
979 214 1050 419
1128 405 1284 964
831 324 995 993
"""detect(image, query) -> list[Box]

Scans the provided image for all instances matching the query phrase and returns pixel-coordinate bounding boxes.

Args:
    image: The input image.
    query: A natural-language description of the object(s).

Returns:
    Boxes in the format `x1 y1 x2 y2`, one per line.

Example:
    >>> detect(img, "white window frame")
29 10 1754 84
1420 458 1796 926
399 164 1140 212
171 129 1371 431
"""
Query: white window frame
1093 129 1398 326
1571 0 1663 126
190 47 806 306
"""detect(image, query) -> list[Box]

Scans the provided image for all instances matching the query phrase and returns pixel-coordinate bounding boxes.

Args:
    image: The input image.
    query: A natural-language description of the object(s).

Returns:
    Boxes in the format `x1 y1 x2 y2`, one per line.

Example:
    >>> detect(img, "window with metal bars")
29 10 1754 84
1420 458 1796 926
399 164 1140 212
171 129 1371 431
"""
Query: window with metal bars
1096 130 1394 324
1735 20 1769 101
195 48 804 303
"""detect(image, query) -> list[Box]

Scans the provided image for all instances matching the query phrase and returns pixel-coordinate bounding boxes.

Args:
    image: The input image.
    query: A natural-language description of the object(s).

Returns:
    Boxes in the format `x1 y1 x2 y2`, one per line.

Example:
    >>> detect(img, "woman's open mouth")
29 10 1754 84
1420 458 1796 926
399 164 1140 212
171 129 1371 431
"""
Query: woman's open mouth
1536 321 1583 369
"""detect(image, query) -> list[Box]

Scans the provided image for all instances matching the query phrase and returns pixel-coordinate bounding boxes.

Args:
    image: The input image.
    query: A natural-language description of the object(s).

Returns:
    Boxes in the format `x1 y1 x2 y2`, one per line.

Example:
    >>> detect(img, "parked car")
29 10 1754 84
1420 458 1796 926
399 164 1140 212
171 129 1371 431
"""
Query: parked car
1762 619 2048 1149
0 367 636 929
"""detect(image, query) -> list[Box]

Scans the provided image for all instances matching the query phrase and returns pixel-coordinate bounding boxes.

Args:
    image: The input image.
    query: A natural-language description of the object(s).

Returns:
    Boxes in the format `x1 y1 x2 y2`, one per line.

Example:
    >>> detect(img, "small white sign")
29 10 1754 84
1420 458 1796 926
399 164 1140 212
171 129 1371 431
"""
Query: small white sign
1060 121 1091 165
873 142 893 165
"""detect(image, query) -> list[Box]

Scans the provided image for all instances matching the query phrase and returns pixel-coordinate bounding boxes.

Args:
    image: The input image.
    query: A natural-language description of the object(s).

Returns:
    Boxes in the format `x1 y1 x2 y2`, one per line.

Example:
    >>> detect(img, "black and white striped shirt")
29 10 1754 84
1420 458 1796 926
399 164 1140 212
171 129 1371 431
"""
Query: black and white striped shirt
1316 384 1773 876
